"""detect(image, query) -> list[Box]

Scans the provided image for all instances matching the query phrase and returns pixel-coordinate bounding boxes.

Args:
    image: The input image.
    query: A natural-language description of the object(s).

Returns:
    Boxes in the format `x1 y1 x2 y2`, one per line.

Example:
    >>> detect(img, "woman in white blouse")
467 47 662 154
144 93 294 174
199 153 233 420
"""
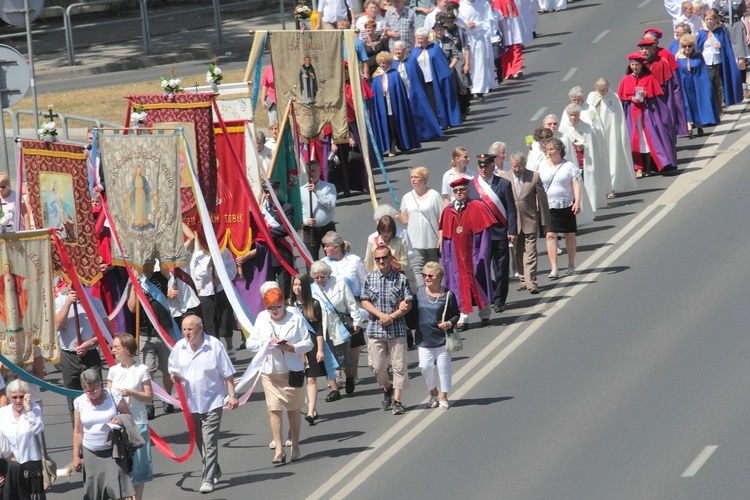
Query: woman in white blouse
0 379 44 498
107 333 153 500
396 166 442 286
247 284 313 464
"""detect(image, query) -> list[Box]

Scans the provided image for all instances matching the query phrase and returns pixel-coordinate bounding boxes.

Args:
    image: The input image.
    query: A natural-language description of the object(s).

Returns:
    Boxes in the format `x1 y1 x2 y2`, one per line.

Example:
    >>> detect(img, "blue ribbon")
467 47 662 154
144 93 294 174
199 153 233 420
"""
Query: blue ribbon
360 93 399 208
251 33 268 110
0 352 83 399
139 276 181 343
294 305 339 379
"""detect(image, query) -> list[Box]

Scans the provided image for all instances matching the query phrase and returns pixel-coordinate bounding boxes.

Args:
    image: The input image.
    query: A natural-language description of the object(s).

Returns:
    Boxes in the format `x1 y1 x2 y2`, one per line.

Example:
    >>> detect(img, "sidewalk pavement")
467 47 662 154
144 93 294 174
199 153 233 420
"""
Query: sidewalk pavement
4 1 292 82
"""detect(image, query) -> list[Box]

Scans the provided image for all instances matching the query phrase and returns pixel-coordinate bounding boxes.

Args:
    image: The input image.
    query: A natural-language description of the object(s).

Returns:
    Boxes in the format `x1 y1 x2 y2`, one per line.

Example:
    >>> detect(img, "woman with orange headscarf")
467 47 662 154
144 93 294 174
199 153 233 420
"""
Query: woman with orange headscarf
247 283 313 464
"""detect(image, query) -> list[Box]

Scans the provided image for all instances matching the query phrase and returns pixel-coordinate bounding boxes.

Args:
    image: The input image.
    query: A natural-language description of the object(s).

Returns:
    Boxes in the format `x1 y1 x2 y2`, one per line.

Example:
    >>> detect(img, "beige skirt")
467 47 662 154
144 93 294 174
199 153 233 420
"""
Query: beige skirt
261 373 305 411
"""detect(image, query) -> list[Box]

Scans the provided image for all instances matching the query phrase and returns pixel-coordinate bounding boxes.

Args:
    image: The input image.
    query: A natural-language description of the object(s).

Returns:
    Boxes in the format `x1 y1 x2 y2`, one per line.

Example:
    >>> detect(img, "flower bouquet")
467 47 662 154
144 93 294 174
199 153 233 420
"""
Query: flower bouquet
206 63 223 94
38 114 58 143
160 76 183 99
294 1 312 29
130 103 148 130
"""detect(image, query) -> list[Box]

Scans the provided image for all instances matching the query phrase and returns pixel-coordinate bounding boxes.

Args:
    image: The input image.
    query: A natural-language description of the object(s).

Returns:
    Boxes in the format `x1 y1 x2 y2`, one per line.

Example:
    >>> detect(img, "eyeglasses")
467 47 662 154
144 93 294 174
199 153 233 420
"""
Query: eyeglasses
10 395 24 400
112 345 123 350
374 256 390 262
267 304 284 312
84 387 100 394
312 275 327 281
683 44 693 48
421 273 435 278
452 187 468 193
0 185 7 189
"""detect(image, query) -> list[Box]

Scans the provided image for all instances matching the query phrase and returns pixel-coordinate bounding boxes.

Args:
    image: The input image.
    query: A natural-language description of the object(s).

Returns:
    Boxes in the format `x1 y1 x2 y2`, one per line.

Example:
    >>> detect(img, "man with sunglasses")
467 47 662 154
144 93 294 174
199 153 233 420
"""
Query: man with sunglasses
361 246 413 415
439 177 496 330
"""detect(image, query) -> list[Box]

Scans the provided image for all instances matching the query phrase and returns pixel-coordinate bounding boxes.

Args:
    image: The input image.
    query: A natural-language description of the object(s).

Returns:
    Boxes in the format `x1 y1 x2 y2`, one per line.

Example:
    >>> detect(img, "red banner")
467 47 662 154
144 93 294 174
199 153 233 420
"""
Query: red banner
125 93 217 214
183 120 252 256
22 140 102 285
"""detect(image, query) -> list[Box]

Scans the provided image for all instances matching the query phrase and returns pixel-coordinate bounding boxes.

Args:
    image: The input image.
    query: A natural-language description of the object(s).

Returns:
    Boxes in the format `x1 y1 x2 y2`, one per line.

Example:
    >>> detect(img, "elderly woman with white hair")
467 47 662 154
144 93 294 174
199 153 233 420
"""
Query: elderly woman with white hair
559 86 603 133
0 379 45 498
309 261 362 399
395 168 442 287
488 141 510 174
559 103 611 211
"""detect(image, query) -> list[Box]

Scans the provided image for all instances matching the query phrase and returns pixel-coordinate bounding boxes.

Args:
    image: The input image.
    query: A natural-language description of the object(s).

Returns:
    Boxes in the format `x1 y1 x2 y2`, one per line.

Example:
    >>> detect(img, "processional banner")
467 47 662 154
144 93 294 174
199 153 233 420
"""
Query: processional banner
126 93 217 213
22 140 102 285
183 120 252 256
99 133 185 270
269 30 348 141
0 230 56 364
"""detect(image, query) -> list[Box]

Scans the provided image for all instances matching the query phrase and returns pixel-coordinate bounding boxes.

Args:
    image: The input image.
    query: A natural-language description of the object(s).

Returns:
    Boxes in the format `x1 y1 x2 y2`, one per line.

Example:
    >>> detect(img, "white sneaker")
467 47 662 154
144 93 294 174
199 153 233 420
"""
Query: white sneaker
566 268 576 276
199 481 214 493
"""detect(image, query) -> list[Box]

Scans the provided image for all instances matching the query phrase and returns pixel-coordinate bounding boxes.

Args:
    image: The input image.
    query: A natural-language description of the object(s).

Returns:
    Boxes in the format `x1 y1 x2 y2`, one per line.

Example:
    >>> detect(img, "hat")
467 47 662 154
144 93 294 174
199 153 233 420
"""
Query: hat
449 177 470 188
627 52 646 63
263 288 284 308
433 20 446 29
263 179 280 192
440 10 456 20
637 38 656 47
643 27 662 39
476 153 496 167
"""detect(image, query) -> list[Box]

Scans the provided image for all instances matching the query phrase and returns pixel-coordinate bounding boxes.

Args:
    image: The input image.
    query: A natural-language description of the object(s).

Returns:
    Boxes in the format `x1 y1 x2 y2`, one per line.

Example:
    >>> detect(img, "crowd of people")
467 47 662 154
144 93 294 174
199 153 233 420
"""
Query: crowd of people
1 0 749 498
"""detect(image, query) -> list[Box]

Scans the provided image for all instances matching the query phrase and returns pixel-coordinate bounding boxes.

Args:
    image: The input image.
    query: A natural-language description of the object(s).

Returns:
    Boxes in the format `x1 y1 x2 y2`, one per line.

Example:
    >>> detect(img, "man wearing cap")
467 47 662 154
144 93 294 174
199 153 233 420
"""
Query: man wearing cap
169 315 237 493
473 154 517 315
502 152 549 295
439 177 496 330
261 179 295 297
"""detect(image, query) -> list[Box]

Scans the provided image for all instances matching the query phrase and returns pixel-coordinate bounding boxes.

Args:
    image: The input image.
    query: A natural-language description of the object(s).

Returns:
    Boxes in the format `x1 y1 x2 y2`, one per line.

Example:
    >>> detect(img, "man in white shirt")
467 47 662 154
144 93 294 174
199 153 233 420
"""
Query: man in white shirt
169 315 237 494
317 0 355 29
300 160 337 260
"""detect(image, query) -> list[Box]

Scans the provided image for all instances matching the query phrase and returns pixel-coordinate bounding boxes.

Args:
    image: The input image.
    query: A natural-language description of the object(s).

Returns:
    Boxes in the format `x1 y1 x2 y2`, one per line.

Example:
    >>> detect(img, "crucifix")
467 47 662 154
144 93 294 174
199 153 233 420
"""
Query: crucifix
42 105 58 121
212 55 219 66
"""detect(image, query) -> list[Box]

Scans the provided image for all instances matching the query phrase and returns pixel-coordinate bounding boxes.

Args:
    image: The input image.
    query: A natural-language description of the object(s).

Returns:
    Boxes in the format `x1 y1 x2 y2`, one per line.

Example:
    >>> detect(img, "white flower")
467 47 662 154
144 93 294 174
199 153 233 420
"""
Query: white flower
213 67 222 76
37 128 44 135
161 79 168 88
44 122 56 132
169 79 177 88
138 112 147 122
206 71 213 83
174 78 182 87
131 112 140 122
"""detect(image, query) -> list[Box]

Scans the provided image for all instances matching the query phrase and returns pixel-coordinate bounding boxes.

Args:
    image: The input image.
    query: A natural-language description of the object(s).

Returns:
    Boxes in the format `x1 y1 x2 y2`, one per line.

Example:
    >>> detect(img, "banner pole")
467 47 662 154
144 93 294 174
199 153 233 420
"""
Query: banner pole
266 97 294 181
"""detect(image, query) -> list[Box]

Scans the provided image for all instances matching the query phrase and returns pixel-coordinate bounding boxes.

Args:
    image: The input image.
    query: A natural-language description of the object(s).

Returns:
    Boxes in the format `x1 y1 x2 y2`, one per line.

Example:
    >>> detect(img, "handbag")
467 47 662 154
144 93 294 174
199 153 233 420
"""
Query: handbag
288 370 305 387
35 431 57 490
442 291 463 352
327 150 341 171
347 146 363 165
320 290 355 335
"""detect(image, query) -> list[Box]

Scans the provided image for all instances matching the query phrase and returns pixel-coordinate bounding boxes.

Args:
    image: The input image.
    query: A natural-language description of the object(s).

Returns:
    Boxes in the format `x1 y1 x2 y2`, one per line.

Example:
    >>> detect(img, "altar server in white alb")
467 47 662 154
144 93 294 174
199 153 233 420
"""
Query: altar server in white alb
586 78 637 199
458 0 498 99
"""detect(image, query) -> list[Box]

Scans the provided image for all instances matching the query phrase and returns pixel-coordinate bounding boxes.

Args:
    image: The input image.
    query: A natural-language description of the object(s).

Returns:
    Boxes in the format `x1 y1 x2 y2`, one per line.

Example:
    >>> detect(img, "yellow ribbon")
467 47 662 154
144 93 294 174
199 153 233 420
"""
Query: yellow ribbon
132 101 212 110
213 126 245 134
23 149 86 160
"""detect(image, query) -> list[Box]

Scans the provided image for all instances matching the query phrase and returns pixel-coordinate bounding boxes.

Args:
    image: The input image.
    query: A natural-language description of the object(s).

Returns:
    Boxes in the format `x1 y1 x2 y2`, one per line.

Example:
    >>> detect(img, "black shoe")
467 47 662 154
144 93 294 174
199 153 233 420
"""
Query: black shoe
481 318 491 327
165 403 175 414
697 127 704 137
146 403 155 421
381 386 393 410
345 377 355 395
305 414 316 425
325 390 341 402
392 400 405 415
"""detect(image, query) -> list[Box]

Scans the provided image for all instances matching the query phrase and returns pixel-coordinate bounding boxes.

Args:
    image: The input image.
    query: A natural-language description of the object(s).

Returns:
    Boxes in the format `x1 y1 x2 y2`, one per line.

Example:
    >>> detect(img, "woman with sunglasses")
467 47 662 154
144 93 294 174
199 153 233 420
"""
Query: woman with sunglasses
107 333 153 500
415 262 459 409
0 379 45 498
72 368 135 500
247 283 313 464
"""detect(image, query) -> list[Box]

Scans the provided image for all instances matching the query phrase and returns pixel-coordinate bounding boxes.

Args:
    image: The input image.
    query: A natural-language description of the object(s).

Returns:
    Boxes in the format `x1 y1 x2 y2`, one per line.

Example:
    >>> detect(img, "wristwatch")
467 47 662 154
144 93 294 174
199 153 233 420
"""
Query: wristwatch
228 393 237 398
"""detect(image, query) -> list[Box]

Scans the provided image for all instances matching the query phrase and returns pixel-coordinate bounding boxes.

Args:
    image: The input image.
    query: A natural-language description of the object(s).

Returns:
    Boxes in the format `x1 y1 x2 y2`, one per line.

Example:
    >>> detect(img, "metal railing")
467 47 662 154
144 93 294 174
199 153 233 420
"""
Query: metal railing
5 108 121 143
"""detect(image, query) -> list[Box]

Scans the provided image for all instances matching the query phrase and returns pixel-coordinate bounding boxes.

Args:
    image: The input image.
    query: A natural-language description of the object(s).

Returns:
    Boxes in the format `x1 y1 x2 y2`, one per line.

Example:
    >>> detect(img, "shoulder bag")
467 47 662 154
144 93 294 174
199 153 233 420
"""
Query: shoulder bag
34 430 57 490
319 289 355 336
443 291 463 352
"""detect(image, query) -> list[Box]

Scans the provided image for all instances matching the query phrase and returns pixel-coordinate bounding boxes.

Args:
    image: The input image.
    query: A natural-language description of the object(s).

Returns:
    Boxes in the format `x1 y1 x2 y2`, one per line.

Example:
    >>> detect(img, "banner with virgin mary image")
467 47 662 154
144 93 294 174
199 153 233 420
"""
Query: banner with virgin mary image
0 230 56 364
269 30 348 141
21 139 102 285
99 133 186 270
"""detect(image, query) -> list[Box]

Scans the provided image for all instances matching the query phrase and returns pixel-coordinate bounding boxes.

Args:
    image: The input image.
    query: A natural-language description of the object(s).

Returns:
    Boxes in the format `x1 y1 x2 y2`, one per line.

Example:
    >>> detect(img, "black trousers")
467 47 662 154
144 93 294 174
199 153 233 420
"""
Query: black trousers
61 348 102 414
490 238 510 308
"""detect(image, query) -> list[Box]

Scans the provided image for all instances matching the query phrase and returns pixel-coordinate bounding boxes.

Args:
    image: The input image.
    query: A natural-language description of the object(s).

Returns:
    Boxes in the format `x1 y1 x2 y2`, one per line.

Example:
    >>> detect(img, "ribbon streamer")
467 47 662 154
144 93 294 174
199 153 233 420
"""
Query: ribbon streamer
0 352 83 399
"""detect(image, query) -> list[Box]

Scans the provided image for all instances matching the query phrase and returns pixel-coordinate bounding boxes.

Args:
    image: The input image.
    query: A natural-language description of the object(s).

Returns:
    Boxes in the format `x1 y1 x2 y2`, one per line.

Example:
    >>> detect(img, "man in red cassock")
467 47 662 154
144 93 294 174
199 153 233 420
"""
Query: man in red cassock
439 177 496 331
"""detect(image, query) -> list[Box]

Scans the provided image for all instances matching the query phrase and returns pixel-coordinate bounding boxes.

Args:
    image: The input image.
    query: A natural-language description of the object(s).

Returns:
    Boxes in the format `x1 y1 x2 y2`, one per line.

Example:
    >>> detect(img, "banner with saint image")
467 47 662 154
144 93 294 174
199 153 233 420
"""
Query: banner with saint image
0 230 56 364
99 133 186 270
22 139 102 285
269 30 348 141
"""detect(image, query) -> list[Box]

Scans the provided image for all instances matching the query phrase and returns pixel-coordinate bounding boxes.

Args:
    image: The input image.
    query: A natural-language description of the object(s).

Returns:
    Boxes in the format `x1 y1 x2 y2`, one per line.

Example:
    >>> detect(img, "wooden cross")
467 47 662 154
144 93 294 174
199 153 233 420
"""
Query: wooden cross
212 55 219 66
170 66 176 79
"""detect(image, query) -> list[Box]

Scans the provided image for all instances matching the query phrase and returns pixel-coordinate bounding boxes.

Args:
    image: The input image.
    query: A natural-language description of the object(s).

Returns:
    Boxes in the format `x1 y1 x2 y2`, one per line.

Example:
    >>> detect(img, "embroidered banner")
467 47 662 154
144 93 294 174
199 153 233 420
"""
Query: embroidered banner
99 133 186 271
183 120 252 257
126 93 217 213
269 30 348 141
0 230 56 364
22 139 103 285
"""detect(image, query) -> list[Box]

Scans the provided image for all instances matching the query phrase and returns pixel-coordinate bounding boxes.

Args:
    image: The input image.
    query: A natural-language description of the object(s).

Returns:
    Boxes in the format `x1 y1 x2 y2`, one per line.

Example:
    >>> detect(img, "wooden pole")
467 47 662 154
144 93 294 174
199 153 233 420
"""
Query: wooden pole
134 296 141 347
265 97 294 182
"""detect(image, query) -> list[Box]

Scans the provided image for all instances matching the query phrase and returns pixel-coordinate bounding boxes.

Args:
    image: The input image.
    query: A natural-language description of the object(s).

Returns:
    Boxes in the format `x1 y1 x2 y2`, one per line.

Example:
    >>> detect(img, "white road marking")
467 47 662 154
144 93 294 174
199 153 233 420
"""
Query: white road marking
681 446 718 477
307 102 750 500
530 106 548 122
637 0 652 7
562 67 578 82
592 30 610 44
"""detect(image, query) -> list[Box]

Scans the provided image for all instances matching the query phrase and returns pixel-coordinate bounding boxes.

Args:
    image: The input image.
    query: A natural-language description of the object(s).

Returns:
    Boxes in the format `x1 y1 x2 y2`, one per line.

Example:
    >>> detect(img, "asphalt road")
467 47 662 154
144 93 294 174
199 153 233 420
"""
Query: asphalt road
37 0 750 498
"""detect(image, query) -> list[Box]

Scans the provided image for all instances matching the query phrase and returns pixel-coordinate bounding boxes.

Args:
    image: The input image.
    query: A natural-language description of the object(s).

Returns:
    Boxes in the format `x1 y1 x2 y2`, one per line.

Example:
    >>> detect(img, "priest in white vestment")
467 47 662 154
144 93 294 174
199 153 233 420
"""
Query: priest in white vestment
458 0 498 96
586 78 637 198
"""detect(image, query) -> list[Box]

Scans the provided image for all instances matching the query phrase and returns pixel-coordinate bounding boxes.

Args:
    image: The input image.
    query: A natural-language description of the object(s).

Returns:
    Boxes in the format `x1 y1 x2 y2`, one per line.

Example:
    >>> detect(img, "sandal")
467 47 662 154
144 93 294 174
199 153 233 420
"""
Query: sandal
428 396 439 408
438 400 450 410
635 169 643 179
549 270 559 280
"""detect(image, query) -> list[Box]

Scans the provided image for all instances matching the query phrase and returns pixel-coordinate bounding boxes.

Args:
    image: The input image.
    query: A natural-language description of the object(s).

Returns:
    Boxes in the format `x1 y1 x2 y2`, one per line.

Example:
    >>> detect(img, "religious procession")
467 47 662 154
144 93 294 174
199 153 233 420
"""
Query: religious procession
0 0 747 497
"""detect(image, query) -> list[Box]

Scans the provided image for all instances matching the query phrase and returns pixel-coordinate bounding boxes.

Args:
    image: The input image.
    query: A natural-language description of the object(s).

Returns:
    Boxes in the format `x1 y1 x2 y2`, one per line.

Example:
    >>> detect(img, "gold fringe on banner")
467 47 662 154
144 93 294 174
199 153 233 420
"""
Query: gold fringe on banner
213 126 246 135
131 101 212 110
22 149 86 160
